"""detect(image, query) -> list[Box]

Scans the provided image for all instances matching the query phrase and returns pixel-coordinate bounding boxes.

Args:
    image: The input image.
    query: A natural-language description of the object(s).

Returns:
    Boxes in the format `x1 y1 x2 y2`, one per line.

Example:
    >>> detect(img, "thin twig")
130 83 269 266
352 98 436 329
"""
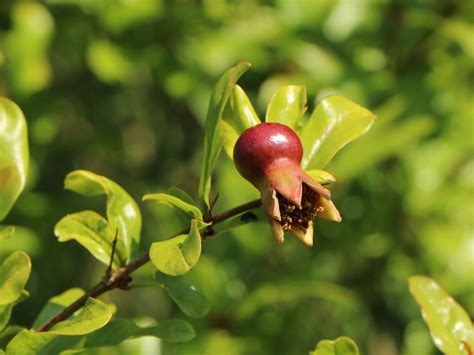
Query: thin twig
104 229 119 281
36 198 262 332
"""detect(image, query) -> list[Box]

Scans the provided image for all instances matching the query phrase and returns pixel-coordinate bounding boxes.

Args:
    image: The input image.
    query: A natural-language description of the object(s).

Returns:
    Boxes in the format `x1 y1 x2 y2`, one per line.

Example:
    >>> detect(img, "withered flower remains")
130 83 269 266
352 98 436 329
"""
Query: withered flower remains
233 122 341 246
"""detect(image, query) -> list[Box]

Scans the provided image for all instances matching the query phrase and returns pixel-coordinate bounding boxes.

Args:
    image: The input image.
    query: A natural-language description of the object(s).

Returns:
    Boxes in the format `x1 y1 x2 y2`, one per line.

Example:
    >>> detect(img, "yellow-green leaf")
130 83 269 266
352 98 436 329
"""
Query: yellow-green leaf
54 211 122 269
0 97 29 222
310 336 360 355
143 193 203 221
300 95 375 170
221 84 261 158
199 62 252 212
64 170 141 261
0 251 31 306
266 85 307 130
305 170 337 184
149 220 201 276
409 275 474 355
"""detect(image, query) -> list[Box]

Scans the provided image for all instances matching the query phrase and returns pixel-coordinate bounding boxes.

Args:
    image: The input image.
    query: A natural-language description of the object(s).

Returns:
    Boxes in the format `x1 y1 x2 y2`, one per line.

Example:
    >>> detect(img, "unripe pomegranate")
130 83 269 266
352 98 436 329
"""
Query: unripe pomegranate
233 122 341 246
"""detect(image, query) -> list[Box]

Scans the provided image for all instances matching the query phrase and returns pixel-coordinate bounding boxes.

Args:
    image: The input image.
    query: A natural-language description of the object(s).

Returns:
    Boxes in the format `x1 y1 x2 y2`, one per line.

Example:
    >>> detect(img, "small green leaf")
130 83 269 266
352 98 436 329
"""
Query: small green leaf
305 170 337 184
167 187 198 207
6 298 111 354
199 62 252 212
310 336 360 355
0 251 31 306
32 288 85 329
266 85 307 130
143 193 203 221
300 95 376 170
84 318 195 348
64 170 142 261
0 97 29 222
154 273 209 318
0 226 15 240
221 84 261 158
47 298 111 336
409 275 474 355
54 211 122 269
0 291 29 332
149 219 201 276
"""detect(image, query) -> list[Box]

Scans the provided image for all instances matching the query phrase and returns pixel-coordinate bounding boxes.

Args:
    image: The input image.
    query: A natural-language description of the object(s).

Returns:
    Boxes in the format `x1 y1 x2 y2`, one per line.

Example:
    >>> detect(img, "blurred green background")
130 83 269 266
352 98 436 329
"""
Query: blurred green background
1 0 473 354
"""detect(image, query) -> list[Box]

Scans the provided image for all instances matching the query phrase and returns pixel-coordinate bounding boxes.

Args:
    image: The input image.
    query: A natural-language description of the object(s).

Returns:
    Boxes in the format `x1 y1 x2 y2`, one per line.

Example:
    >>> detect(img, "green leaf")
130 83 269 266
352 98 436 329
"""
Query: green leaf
221 84 261 158
54 211 123 269
143 193 203 221
310 336 360 355
265 85 307 130
154 273 209 318
64 170 142 261
409 275 474 355
300 95 376 170
0 291 29 332
149 219 201 276
167 187 198 207
32 288 85 329
0 226 15 240
0 251 31 306
84 318 195 348
0 97 29 222
210 207 266 238
6 298 112 354
198 62 252 212
305 170 337 184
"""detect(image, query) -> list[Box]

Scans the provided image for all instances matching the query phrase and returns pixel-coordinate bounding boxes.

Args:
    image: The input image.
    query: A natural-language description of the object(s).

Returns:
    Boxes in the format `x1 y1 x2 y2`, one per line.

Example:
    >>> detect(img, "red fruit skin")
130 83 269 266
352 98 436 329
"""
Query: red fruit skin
233 123 303 187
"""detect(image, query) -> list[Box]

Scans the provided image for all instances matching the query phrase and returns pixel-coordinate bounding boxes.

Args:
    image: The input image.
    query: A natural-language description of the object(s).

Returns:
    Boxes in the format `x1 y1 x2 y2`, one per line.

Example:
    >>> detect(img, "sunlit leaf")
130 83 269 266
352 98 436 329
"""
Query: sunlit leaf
0 251 31 306
305 170 337 184
0 291 28 332
0 97 29 222
149 219 201 276
143 193 203 221
54 211 122 269
300 95 376 170
199 62 252 212
0 225 15 240
32 288 85 329
409 275 474 355
154 272 209 318
64 170 142 261
221 84 261 158
266 85 307 130
310 336 360 355
167 186 198 207
84 318 195 347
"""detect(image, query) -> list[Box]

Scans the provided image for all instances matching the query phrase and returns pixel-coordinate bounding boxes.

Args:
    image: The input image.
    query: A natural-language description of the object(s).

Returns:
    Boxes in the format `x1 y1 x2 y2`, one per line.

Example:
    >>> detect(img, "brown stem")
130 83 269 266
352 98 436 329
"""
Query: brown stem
36 199 262 332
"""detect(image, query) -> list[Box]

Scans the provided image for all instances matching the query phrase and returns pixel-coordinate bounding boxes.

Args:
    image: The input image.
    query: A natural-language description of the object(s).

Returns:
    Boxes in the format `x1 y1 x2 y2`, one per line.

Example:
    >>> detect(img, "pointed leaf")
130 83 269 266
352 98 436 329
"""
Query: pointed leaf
32 288 85 329
143 193 203 221
154 273 209 318
167 187 197 207
0 251 31 306
0 97 29 222
300 96 375 170
266 85 307 130
221 84 261 158
305 170 337 184
64 170 142 261
54 211 122 269
149 219 201 276
310 336 360 355
84 318 195 347
199 62 251 212
409 275 474 355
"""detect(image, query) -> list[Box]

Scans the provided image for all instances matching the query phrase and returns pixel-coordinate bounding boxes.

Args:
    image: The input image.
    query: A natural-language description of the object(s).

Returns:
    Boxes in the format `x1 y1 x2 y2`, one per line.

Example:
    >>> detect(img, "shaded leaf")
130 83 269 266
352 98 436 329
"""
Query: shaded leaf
32 288 85 329
54 211 122 269
65 170 142 261
199 62 251 212
409 275 474 355
300 95 376 170
266 85 307 130
149 219 201 276
310 336 360 355
0 251 31 306
168 187 198 207
221 84 261 158
84 318 195 347
143 193 203 221
154 272 209 318
0 97 29 222
0 291 29 332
